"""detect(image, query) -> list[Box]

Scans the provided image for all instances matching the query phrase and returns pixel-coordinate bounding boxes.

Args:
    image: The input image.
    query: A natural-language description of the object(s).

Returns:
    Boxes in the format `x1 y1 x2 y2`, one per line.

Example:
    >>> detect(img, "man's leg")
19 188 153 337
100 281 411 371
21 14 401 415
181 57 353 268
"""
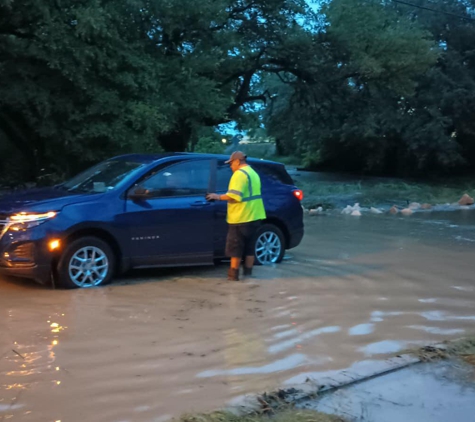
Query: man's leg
228 258 241 281
243 222 259 276
244 255 255 269
225 225 243 281
230 257 241 270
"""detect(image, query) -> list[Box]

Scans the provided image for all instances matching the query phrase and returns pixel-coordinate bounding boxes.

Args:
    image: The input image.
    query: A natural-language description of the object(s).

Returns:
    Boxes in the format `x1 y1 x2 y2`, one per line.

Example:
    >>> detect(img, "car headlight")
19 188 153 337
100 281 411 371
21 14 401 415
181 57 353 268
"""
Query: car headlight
8 211 58 231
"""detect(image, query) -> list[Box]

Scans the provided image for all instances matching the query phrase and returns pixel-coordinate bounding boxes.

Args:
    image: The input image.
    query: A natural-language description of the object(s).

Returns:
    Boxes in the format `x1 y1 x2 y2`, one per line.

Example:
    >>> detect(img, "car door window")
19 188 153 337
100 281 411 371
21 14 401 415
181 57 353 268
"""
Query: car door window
140 160 211 197
216 161 233 192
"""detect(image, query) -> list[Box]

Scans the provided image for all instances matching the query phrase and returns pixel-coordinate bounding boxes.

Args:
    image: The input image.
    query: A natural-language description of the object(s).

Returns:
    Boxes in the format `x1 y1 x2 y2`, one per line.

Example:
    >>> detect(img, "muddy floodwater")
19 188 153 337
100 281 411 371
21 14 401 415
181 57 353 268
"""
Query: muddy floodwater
1 212 475 422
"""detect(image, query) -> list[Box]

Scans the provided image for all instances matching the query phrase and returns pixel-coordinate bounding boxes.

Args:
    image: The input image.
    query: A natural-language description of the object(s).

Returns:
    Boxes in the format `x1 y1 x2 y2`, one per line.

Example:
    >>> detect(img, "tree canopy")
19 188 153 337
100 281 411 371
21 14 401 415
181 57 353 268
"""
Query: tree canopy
1 0 474 182
1 0 321 180
264 0 475 175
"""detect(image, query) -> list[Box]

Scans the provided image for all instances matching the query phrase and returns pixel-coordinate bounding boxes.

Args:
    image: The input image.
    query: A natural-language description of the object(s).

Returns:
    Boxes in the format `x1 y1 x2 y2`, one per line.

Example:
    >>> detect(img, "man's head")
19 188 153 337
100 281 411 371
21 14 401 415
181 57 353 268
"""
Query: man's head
225 151 247 172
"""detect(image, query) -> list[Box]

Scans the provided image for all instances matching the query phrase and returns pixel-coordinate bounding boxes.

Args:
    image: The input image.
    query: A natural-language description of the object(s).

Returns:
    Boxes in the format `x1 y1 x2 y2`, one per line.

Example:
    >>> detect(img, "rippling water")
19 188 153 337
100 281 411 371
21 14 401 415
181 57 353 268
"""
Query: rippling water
1 211 475 421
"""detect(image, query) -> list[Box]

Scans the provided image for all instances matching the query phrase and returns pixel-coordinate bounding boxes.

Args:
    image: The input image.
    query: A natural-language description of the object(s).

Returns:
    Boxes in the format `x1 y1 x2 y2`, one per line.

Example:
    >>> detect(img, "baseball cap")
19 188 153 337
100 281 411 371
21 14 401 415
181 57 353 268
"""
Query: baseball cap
225 151 247 163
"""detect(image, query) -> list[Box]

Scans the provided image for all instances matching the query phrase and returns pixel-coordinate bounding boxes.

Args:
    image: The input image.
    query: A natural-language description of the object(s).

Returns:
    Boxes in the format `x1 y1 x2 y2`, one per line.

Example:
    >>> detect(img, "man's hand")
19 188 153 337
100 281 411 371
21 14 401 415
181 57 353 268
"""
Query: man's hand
206 193 220 201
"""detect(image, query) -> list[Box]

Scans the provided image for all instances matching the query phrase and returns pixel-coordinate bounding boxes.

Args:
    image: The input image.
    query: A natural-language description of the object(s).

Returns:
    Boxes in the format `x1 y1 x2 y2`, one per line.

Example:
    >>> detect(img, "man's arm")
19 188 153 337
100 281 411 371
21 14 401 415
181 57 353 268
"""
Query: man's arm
206 171 245 203
206 193 236 202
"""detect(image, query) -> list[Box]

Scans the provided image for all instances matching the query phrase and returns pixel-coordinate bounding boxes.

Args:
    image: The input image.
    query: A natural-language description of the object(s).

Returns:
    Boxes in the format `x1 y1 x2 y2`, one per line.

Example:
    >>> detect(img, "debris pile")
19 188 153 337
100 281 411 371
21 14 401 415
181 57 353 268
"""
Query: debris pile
303 193 474 217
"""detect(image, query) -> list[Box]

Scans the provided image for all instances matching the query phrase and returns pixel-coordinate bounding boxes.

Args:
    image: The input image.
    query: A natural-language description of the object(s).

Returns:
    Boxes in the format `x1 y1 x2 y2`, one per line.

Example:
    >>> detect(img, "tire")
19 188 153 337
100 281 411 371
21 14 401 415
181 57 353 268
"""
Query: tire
56 236 115 289
254 224 285 265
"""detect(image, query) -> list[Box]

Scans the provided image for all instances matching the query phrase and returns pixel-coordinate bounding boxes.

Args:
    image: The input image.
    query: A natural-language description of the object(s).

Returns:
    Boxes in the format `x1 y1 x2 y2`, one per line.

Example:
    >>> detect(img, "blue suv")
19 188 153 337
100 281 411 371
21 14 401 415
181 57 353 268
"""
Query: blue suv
0 153 304 288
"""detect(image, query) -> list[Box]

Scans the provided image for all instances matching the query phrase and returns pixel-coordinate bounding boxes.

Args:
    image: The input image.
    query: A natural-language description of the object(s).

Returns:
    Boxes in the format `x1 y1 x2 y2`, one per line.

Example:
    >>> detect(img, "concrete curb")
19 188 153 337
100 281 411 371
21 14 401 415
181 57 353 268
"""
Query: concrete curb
225 353 422 416
223 340 455 416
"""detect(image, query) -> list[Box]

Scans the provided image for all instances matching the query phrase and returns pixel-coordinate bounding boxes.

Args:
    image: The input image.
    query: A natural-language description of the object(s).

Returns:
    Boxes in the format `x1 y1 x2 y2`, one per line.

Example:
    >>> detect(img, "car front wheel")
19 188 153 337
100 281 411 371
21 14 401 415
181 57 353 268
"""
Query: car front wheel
254 224 285 265
56 236 115 289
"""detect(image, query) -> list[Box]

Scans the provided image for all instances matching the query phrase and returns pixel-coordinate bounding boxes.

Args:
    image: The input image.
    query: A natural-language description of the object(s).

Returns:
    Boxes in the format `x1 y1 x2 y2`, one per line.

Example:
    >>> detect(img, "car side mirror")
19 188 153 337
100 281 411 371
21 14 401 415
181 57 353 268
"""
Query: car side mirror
128 186 151 201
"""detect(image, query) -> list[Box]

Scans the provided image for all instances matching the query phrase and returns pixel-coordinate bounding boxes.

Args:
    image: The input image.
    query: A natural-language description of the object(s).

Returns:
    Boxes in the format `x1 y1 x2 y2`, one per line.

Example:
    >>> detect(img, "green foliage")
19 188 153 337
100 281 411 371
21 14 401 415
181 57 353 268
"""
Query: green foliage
265 0 475 176
268 155 302 166
302 150 322 169
2 0 475 183
188 126 225 153
0 0 320 182
323 0 437 95
297 176 475 208
0 0 172 179
238 143 276 159
193 137 226 154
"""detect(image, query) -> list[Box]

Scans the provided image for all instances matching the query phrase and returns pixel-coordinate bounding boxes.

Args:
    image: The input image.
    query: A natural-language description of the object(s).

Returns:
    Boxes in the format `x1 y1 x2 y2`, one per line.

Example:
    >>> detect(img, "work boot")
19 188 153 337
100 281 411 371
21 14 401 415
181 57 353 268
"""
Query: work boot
227 268 239 281
243 267 253 277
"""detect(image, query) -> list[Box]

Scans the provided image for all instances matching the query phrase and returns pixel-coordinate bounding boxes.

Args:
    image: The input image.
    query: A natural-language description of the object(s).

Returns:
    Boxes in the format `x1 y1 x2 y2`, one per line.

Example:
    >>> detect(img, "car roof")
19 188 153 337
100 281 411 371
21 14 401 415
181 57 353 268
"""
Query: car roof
111 153 180 164
112 152 283 167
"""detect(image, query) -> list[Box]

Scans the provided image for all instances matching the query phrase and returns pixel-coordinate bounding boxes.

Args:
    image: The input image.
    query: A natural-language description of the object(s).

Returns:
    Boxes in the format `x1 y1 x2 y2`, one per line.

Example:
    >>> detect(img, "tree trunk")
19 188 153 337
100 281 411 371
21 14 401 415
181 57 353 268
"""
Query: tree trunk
0 111 39 181
275 137 285 156
158 124 193 152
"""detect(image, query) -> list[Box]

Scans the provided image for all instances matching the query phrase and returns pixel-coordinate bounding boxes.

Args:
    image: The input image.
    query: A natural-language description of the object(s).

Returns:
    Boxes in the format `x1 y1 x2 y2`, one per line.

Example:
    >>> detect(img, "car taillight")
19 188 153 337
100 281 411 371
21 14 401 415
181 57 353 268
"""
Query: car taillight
293 189 303 201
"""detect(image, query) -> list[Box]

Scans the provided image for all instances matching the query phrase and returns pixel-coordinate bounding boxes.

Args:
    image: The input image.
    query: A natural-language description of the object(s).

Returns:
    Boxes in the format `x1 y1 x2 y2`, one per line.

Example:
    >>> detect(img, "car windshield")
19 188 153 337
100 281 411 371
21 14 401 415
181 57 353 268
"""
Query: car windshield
62 160 145 193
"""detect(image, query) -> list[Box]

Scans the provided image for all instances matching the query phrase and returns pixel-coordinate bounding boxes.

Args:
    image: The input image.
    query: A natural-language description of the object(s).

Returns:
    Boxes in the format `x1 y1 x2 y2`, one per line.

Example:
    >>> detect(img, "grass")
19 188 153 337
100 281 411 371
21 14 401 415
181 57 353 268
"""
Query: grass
415 337 475 365
268 155 303 167
446 337 475 366
180 387 346 422
295 178 475 209
246 153 474 208
180 409 345 422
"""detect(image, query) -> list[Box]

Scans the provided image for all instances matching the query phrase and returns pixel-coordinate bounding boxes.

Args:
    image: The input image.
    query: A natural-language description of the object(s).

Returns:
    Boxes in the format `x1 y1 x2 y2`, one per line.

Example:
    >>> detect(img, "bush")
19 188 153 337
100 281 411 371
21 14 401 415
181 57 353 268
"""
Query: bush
302 150 322 168
193 137 226 154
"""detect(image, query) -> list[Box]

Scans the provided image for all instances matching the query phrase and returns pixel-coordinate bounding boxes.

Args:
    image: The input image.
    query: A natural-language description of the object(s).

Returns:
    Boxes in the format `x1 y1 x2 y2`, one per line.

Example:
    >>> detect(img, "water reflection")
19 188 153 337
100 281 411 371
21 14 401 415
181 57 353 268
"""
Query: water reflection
1 305 68 418
5 343 55 378
370 311 403 322
421 311 475 322
268 326 341 354
197 354 312 377
408 325 465 335
359 340 411 355
348 324 375 336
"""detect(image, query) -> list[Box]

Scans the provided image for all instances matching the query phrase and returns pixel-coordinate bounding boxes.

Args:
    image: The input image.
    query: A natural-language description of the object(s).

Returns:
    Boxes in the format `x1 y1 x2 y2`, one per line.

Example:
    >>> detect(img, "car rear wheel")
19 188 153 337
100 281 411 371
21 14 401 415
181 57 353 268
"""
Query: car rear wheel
254 224 285 265
56 236 115 289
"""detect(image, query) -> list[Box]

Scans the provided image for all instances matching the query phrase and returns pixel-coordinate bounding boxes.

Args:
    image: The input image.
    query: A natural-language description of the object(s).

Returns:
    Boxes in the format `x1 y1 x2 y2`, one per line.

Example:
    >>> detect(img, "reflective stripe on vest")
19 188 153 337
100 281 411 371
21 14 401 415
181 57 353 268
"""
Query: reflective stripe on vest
238 168 262 202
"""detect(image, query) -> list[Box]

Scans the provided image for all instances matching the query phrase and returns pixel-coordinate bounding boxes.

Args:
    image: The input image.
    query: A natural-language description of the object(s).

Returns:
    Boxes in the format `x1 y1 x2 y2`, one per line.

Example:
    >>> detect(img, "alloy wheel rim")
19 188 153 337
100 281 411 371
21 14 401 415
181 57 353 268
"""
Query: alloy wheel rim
255 231 281 264
68 246 109 287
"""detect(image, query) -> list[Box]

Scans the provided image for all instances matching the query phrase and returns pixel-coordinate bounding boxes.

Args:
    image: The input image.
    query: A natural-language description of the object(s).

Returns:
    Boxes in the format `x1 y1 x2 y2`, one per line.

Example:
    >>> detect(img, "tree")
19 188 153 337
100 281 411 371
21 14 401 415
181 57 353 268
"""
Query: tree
0 0 174 179
4 0 469 181
265 0 440 175
394 0 475 174
0 0 324 181
143 0 324 150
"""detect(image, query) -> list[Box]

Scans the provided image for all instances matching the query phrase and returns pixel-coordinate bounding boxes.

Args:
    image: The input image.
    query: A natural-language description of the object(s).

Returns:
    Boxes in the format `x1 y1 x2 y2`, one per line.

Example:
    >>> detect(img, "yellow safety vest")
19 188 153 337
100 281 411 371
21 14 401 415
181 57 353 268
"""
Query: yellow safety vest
226 165 266 224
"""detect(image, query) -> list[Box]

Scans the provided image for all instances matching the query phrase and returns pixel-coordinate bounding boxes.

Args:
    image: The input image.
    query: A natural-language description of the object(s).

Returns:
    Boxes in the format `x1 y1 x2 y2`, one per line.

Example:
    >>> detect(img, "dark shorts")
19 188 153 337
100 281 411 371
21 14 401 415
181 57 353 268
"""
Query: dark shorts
225 221 262 258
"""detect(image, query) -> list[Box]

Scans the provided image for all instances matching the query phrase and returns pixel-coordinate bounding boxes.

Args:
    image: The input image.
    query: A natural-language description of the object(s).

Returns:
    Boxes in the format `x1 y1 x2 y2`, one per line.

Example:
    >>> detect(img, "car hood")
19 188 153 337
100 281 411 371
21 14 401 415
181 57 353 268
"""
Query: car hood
0 187 103 215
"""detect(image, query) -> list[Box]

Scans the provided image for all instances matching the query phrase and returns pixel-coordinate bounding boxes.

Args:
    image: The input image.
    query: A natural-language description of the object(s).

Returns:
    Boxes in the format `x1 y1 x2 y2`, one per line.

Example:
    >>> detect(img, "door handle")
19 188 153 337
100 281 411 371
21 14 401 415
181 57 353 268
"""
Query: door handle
191 201 211 207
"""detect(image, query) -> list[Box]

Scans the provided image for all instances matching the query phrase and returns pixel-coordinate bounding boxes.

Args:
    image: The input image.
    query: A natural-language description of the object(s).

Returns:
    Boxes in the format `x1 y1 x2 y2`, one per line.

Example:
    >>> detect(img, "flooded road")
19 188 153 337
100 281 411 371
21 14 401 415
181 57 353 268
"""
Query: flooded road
1 211 475 422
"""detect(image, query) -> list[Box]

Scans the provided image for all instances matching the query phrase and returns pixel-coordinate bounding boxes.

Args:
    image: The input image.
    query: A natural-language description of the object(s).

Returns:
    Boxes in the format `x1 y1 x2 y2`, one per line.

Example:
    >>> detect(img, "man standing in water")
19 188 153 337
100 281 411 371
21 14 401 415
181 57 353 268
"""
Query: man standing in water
206 151 266 281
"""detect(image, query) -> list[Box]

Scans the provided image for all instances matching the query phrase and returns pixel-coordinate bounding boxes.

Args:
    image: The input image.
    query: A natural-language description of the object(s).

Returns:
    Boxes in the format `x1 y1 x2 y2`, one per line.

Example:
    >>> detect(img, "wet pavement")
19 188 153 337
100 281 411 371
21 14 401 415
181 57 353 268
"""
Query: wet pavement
303 359 475 422
1 211 475 421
